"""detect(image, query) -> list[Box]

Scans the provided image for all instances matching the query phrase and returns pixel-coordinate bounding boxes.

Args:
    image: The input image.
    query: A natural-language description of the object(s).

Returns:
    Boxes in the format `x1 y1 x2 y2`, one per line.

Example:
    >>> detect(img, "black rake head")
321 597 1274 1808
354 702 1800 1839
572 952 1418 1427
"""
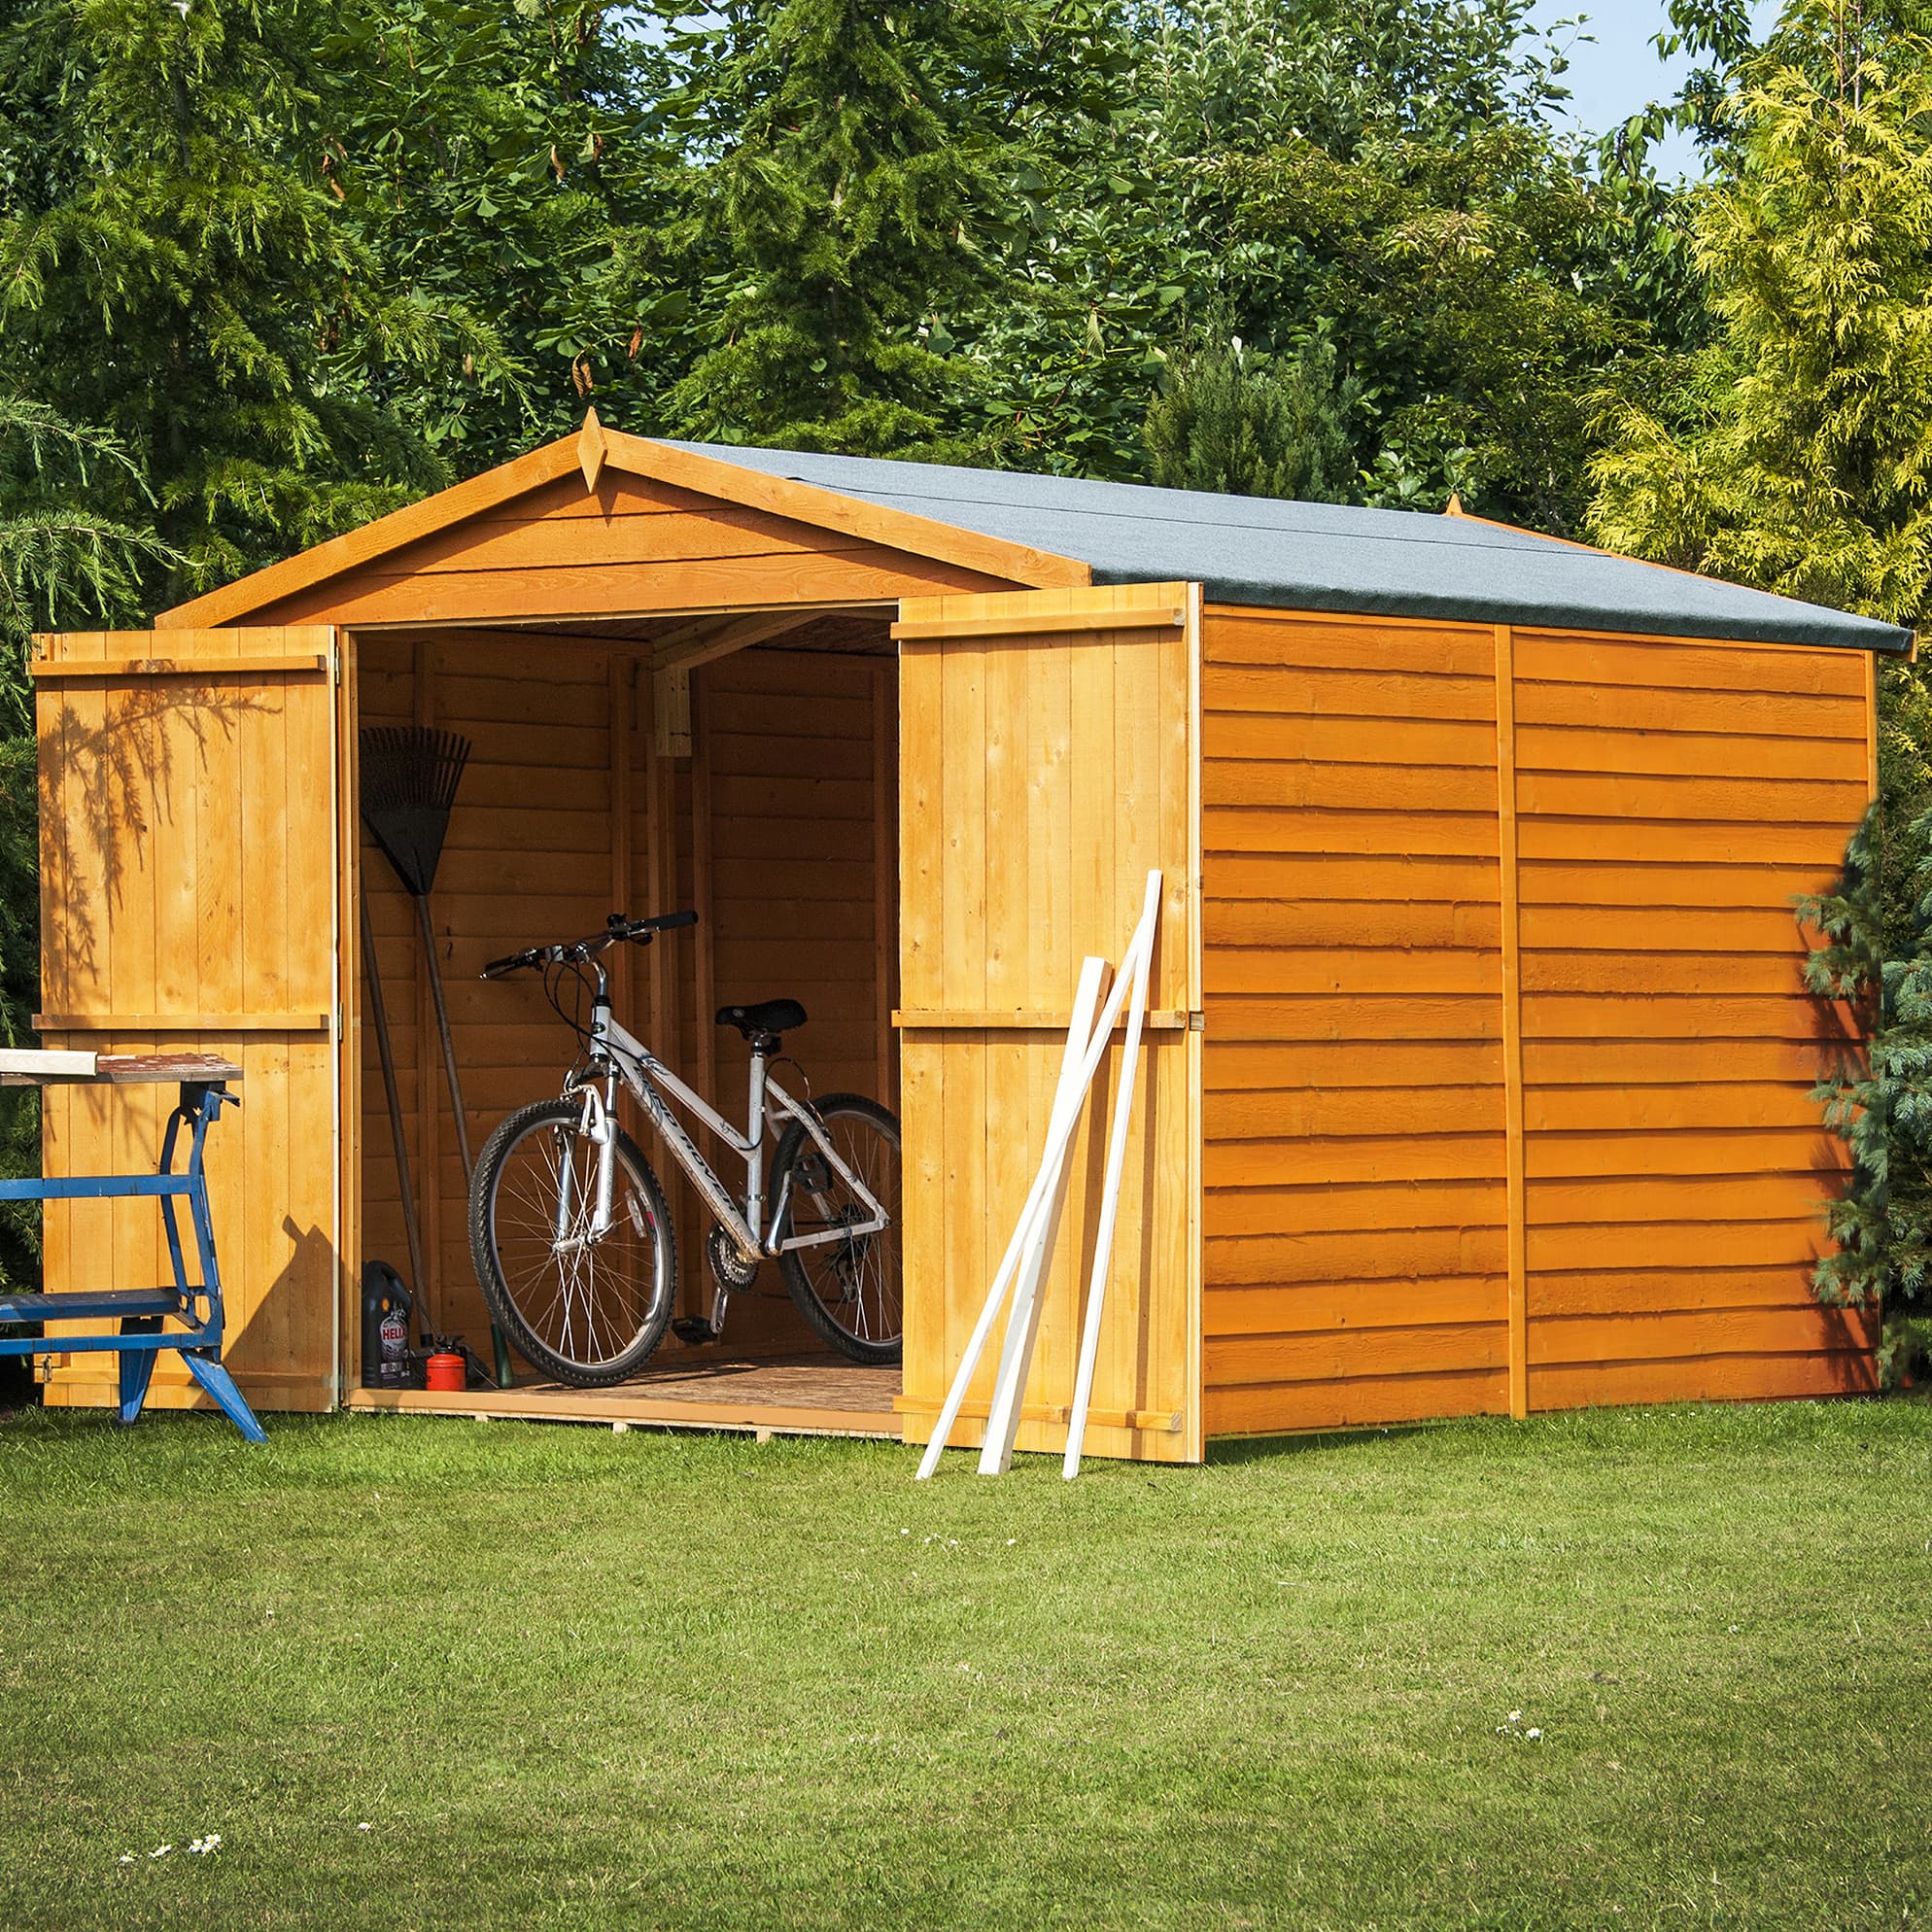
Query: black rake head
359 725 471 898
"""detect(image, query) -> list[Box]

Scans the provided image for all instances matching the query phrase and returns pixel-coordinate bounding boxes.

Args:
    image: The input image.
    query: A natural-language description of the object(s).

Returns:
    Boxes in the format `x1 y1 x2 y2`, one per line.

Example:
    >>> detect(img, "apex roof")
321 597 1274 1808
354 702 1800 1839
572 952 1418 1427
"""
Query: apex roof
160 413 1911 652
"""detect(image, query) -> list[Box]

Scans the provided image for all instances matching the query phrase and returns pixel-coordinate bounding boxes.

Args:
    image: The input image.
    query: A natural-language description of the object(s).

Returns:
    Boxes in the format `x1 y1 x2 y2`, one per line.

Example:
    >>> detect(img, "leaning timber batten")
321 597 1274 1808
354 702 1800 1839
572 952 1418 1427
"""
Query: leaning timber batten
30 420 1902 1453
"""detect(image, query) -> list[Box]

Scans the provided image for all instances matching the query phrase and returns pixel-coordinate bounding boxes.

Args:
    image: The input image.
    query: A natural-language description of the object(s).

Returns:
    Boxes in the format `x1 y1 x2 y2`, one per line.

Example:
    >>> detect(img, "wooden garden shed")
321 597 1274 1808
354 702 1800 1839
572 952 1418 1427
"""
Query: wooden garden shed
31 413 1905 1461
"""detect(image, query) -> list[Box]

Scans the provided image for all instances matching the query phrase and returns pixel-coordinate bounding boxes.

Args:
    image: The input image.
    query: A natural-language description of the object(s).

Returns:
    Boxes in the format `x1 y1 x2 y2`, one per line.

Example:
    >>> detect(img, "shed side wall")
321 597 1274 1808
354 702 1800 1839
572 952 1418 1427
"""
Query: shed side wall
1197 607 1510 1433
1199 606 1879 1439
1513 628 1879 1404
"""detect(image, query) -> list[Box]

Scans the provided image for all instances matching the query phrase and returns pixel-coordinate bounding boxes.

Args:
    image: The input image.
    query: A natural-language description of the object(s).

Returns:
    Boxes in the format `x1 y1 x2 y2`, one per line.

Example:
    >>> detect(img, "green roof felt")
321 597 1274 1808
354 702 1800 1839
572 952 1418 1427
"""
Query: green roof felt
666 442 1911 654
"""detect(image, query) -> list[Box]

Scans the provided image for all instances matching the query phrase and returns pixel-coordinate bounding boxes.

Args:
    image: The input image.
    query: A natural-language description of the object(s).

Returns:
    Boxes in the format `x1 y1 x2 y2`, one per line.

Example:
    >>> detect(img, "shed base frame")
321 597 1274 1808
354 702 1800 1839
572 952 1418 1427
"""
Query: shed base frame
342 1354 901 1440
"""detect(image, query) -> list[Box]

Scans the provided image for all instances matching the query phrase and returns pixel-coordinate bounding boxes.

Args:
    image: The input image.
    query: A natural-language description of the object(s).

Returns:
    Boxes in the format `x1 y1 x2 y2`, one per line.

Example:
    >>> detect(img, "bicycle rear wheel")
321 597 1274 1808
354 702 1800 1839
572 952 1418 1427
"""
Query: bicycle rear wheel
773 1094 903 1364
469 1097 677 1386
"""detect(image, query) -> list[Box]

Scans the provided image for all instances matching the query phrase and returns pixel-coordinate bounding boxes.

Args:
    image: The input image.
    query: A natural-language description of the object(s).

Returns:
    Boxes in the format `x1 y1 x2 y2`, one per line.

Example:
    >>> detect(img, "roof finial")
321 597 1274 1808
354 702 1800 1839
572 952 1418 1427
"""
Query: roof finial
577 406 607 493
1444 492 1466 518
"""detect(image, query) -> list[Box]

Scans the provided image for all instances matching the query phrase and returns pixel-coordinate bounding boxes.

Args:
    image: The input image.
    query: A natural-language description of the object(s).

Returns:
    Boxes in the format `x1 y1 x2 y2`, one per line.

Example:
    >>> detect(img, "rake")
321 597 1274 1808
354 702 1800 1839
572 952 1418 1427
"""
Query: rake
360 725 511 1386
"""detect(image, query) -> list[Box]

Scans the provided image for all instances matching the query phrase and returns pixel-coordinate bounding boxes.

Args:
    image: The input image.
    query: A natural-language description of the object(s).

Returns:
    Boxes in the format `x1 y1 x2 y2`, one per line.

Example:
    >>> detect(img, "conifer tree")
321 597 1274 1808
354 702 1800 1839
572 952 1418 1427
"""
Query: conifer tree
1143 341 1355 500
0 0 443 599
661 0 1024 456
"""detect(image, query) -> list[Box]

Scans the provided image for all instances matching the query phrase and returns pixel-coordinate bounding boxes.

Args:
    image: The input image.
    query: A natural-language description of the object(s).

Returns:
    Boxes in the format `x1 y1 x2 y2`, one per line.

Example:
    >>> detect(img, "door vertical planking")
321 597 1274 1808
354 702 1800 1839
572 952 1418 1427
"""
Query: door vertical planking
33 627 344 1413
893 583 1202 1463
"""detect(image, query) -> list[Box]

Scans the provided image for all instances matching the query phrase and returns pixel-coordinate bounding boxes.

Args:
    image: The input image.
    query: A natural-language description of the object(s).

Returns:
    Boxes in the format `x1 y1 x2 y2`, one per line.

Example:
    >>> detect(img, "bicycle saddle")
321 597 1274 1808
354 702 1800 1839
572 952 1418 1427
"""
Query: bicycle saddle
715 998 808 1043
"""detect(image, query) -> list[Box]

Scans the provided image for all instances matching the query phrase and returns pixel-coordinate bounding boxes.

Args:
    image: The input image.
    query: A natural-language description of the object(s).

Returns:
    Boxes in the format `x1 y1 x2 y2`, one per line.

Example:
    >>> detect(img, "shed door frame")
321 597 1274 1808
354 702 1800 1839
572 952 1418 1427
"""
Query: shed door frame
32 625 348 1411
891 581 1204 1463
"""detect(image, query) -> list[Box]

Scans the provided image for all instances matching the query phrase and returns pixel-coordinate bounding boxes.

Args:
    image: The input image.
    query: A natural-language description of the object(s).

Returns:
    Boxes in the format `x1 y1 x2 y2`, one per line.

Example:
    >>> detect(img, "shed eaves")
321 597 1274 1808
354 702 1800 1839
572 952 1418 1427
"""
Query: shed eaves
666 441 1910 654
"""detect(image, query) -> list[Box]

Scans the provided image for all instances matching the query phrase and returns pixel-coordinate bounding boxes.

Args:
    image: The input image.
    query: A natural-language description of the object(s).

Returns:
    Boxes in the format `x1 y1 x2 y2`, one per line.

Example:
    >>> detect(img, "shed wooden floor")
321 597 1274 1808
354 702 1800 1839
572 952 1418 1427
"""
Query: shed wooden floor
343 1355 901 1440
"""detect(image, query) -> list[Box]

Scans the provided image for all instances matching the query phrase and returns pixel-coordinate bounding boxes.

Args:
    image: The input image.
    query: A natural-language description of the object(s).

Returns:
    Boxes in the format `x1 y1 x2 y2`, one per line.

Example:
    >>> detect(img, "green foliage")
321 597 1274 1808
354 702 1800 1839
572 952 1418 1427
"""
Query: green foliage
1588 6 1932 621
0 397 180 722
317 0 672 466
1144 340 1354 500
0 0 445 599
1206 115 1626 525
959 0 1651 519
0 737 39 1293
657 0 1042 457
1797 807 1932 1384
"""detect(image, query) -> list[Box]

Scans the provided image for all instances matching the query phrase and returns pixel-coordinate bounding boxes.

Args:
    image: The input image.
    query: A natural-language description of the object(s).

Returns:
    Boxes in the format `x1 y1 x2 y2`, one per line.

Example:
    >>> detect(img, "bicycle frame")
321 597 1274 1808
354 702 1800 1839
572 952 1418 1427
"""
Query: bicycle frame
559 965 888 1264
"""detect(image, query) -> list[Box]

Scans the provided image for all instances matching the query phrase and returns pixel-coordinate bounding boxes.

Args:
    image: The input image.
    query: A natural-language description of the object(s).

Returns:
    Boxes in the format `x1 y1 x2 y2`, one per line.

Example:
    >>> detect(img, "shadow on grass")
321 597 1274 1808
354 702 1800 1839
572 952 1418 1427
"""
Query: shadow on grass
1204 1416 1481 1465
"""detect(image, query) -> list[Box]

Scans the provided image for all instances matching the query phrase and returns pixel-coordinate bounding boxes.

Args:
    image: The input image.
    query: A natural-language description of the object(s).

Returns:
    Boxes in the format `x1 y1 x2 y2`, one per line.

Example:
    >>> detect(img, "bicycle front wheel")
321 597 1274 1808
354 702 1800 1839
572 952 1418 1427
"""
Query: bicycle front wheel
468 1097 677 1387
773 1094 903 1364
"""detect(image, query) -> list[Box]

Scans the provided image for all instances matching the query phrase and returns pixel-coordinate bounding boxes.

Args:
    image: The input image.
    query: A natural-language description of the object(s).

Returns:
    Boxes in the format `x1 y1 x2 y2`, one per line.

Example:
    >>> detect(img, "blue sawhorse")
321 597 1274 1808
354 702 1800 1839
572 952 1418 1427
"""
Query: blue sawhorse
0 1052 263 1442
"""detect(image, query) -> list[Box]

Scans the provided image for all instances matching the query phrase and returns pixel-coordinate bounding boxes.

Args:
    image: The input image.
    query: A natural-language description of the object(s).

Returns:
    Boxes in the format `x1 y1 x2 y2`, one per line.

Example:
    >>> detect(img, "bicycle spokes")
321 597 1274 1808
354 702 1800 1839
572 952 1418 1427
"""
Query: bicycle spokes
490 1118 662 1369
782 1105 902 1351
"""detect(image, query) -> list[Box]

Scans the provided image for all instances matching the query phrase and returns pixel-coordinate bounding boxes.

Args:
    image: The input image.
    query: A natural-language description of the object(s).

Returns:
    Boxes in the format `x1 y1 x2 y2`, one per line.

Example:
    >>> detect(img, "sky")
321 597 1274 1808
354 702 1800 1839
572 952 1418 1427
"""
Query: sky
1529 0 1779 174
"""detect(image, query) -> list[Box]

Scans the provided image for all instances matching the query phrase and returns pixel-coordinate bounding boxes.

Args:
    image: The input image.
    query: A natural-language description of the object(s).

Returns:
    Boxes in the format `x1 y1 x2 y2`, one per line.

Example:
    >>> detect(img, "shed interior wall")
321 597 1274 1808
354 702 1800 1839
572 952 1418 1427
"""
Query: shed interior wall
354 627 899 1372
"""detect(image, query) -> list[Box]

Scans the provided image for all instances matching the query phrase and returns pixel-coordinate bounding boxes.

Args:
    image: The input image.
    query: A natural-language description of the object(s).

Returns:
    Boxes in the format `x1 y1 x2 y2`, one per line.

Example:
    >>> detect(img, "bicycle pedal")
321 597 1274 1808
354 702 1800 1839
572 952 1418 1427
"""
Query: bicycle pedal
671 1316 720 1347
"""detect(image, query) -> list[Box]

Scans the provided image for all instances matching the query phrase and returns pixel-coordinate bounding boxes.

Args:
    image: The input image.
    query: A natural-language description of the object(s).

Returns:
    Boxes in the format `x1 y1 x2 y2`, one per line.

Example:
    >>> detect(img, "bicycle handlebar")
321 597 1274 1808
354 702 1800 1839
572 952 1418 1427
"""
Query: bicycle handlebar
480 910 699 980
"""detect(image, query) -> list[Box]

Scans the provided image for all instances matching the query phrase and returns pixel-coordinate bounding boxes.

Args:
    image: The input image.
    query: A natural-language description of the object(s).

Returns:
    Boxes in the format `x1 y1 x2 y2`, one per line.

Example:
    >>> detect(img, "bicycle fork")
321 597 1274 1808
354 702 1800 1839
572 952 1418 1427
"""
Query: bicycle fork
554 1078 619 1252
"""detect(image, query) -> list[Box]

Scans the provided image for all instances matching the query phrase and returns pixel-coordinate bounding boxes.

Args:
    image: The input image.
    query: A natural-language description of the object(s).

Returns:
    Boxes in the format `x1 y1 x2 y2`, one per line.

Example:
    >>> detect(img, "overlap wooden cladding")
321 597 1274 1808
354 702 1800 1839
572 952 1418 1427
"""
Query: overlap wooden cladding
30 417 1891 1456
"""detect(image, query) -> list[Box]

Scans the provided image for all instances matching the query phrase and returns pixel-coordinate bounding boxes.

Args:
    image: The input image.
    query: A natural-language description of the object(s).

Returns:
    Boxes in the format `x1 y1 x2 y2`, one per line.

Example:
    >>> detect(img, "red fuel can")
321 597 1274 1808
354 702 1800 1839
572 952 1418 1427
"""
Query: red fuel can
425 1352 466 1393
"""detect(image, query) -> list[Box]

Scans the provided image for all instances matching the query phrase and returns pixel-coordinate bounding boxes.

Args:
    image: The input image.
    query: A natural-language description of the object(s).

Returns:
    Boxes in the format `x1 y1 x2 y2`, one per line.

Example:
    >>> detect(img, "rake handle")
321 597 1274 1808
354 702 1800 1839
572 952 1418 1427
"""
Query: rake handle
417 892 474 1185
362 889 430 1322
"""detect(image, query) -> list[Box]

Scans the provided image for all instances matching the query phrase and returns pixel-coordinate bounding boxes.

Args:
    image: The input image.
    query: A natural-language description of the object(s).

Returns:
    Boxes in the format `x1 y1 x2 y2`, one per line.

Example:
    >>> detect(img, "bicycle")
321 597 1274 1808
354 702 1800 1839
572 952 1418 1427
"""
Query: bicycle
467 911 903 1387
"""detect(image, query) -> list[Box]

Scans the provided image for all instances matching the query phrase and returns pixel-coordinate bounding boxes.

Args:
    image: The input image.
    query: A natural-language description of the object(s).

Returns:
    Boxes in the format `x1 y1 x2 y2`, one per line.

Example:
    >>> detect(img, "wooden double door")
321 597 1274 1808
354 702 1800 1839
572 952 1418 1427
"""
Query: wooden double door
35 627 348 1414
892 583 1203 1463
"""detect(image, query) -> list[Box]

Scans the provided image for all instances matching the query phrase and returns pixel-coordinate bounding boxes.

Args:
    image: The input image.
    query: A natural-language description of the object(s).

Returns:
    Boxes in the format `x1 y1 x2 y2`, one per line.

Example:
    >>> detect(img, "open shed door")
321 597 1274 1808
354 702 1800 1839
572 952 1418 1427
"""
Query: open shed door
32 628 347 1414
893 583 1203 1464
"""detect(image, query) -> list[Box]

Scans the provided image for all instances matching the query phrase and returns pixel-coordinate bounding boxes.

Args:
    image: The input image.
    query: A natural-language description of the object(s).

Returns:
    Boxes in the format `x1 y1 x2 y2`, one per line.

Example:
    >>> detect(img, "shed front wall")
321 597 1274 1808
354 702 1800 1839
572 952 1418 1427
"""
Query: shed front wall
1199 604 1878 1438
227 469 1025 630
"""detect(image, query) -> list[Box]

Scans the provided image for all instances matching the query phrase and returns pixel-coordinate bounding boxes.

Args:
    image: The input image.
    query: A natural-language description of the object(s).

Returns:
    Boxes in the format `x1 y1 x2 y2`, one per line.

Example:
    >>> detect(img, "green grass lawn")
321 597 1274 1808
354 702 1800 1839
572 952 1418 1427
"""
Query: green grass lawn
1 1398 1928 1930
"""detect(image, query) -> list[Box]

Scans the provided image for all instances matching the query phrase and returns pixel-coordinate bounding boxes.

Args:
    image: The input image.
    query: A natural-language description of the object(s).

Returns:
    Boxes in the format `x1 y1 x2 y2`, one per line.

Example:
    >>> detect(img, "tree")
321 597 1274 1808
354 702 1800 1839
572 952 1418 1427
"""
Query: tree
1589 0 1932 1375
1587 4 1932 928
1206 116 1626 524
0 395 179 1297
0 398 178 718
1587 8 1932 624
0 0 444 601
317 0 675 468
1144 339 1354 500
954 0 1664 520
656 0 1044 457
